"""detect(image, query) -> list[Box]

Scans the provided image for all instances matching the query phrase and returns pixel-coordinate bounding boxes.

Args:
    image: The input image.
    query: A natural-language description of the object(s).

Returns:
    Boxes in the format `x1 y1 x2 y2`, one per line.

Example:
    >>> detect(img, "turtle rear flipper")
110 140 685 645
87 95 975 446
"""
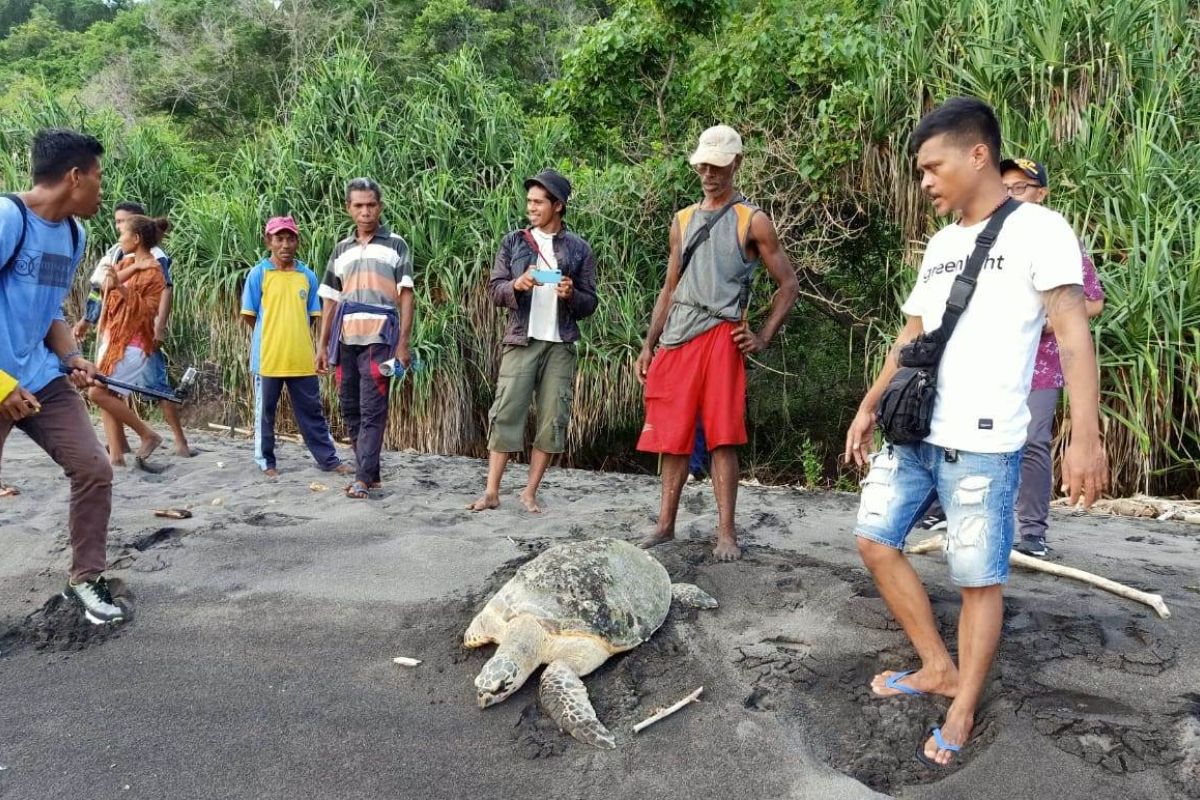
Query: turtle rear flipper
671 583 718 609
539 660 615 749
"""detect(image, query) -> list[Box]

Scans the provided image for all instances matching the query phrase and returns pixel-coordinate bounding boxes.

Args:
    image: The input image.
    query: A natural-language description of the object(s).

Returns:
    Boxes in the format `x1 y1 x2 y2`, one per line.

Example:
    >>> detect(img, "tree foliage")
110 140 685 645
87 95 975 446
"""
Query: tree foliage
0 0 1195 492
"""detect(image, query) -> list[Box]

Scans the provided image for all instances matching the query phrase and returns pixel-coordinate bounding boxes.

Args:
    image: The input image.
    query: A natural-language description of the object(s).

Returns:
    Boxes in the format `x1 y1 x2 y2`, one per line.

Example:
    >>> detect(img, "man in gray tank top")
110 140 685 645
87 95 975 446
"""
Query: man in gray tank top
635 125 799 561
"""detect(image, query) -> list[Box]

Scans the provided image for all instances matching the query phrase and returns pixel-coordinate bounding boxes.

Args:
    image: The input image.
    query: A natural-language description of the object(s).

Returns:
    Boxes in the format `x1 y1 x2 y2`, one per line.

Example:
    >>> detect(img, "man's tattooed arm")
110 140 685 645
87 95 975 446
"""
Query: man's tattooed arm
1044 282 1108 505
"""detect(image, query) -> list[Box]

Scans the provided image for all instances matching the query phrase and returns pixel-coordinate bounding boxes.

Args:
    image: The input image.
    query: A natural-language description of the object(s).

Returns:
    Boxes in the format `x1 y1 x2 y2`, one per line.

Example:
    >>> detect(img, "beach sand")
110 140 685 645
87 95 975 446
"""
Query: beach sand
1 427 1197 799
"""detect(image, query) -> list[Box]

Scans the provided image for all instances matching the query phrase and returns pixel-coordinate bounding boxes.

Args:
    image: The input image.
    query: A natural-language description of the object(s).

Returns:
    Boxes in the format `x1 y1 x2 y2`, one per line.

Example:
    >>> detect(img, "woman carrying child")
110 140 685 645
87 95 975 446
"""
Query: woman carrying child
89 215 170 468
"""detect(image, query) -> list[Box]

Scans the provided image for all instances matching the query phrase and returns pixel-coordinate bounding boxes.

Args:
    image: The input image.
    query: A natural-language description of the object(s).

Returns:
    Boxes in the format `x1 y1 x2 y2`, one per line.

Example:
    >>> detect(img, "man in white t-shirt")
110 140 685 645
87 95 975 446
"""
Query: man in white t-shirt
843 97 1108 768
468 169 598 513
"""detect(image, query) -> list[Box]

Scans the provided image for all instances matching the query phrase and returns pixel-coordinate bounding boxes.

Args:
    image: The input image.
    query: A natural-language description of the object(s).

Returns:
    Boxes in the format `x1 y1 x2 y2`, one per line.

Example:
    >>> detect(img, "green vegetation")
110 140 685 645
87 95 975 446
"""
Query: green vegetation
0 0 1195 495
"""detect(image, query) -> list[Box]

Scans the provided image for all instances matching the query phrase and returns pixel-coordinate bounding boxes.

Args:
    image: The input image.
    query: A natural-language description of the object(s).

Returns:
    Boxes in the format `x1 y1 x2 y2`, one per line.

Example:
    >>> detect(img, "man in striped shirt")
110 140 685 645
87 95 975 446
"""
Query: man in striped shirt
316 178 415 499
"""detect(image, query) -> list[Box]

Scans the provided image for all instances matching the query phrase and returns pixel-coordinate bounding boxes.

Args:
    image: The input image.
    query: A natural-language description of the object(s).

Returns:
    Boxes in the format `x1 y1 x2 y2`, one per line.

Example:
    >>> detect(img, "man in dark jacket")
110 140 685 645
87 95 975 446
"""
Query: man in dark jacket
468 169 597 513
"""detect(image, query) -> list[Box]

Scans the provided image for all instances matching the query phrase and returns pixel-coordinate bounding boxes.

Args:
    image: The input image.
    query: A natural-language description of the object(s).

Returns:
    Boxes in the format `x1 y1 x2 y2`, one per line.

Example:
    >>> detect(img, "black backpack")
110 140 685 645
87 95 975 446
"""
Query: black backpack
0 193 81 272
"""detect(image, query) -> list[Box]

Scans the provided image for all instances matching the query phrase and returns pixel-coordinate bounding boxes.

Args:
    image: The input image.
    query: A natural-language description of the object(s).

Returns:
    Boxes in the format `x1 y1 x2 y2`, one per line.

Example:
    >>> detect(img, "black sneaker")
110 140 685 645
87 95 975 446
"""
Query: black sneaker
917 512 948 531
1014 536 1048 558
63 576 125 625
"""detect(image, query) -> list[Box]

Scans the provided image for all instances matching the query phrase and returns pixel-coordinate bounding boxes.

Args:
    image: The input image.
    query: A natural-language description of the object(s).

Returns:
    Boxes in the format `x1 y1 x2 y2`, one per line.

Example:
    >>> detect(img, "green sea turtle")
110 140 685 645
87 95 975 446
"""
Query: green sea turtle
464 537 717 749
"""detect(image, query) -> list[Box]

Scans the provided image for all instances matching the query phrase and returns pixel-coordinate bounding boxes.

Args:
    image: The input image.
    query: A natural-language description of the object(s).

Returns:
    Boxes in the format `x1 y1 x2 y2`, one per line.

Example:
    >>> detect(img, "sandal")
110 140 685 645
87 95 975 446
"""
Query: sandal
345 481 370 499
881 670 926 696
915 725 962 769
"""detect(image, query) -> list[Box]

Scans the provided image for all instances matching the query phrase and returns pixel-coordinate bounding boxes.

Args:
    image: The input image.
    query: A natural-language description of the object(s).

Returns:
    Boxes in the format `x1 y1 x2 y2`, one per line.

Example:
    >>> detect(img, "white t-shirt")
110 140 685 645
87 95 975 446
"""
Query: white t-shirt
901 203 1083 452
527 227 561 343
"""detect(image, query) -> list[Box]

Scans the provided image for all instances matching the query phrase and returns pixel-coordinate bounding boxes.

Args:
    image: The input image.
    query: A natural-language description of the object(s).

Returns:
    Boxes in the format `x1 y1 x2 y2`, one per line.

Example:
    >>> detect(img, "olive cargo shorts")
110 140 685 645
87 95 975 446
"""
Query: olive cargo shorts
487 340 577 454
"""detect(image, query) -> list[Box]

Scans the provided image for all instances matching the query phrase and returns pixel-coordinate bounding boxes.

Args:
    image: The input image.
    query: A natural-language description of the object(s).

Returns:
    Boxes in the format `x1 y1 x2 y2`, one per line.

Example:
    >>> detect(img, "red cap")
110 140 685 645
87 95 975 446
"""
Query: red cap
264 216 299 236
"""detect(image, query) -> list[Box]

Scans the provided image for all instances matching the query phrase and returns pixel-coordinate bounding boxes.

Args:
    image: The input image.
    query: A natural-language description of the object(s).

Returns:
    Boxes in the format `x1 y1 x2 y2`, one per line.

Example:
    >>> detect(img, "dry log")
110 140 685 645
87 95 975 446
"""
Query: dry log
905 534 1171 619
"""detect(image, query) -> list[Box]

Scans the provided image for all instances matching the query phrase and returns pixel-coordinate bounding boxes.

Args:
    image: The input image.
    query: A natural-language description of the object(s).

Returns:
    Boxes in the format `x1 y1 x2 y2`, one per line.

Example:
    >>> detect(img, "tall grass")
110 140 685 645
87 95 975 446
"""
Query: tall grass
1 0 1195 494
858 0 1200 493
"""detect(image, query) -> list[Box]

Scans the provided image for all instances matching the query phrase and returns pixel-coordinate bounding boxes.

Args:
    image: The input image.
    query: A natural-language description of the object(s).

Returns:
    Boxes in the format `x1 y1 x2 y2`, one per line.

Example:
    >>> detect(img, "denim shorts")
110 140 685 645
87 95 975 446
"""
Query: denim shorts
143 350 173 394
854 443 1022 587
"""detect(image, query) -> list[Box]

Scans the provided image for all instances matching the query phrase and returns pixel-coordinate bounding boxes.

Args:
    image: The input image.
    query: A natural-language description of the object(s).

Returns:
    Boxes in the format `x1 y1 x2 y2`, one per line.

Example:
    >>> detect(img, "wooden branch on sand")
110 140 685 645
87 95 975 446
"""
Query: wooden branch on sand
906 534 1171 619
1052 494 1200 525
207 422 302 444
633 687 703 734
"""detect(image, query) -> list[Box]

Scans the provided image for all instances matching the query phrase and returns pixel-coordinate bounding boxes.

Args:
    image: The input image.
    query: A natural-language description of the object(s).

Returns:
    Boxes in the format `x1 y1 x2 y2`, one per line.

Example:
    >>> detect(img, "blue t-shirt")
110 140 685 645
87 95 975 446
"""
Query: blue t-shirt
0 198 86 394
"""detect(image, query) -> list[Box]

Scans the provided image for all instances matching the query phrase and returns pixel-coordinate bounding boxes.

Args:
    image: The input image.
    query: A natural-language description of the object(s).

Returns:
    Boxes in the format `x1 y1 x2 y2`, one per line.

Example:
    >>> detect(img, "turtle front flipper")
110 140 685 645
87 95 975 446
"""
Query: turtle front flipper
463 607 500 648
539 660 615 749
671 583 718 609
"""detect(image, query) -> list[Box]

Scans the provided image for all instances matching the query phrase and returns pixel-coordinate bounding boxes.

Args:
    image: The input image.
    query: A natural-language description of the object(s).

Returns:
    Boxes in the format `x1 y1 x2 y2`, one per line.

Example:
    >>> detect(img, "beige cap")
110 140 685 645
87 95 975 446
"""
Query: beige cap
688 125 743 167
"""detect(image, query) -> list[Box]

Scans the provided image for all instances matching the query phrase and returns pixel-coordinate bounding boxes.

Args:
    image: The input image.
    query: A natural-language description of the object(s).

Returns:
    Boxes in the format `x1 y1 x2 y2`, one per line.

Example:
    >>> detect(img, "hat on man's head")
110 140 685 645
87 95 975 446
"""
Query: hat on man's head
999 157 1048 187
688 125 742 167
524 169 572 212
264 215 299 236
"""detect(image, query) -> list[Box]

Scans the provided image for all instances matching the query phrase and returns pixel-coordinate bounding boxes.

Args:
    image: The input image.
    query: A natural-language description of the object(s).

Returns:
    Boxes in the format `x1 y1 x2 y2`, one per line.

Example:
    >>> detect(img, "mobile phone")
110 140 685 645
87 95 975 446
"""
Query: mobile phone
532 269 562 285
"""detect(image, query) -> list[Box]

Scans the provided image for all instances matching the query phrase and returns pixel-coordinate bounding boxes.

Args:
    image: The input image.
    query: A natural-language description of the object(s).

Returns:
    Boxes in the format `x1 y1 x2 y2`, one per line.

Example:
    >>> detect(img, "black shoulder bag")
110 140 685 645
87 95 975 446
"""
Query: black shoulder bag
876 198 1019 445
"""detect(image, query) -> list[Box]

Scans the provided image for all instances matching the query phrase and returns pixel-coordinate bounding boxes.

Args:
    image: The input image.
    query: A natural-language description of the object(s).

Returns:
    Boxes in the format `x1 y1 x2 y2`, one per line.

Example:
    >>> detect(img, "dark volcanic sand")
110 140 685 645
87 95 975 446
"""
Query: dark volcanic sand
1 430 1197 799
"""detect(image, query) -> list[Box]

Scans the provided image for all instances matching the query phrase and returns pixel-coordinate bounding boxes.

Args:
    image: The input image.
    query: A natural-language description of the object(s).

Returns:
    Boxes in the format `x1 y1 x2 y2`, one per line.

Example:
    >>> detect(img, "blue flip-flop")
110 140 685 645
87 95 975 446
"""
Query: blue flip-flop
881 669 926 696
915 725 962 768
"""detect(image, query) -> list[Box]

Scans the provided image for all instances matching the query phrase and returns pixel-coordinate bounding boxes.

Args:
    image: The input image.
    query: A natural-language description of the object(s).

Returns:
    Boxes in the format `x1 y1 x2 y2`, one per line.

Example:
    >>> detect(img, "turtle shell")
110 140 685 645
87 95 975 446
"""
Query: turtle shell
487 538 672 650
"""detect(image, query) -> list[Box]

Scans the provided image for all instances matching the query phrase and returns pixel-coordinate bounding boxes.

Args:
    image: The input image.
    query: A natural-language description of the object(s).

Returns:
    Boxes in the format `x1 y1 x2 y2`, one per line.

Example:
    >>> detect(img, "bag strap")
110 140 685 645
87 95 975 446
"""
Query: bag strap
0 193 80 274
937 197 1020 342
677 195 741 280
520 228 556 272
1 193 29 274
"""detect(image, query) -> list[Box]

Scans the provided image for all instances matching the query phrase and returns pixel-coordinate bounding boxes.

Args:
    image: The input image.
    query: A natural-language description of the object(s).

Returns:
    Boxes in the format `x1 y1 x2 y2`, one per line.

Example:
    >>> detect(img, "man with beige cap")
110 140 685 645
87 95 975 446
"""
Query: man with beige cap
635 125 798 561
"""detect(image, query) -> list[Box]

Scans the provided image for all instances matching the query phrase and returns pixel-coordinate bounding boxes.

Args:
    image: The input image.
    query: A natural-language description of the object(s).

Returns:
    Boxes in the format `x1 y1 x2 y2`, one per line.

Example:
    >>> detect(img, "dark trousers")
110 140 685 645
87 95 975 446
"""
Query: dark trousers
0 378 112 583
336 343 391 484
254 375 340 472
689 422 709 476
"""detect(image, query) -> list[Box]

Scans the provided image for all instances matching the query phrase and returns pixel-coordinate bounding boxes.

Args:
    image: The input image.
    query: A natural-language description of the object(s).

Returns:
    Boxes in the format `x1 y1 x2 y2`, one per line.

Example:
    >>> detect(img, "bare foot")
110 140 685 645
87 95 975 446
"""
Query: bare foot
330 463 354 476
110 456 127 468
136 433 164 460
921 710 972 767
519 490 542 513
0 484 19 497
871 666 958 698
174 444 195 458
637 530 675 549
264 468 280 478
467 493 500 511
712 535 742 562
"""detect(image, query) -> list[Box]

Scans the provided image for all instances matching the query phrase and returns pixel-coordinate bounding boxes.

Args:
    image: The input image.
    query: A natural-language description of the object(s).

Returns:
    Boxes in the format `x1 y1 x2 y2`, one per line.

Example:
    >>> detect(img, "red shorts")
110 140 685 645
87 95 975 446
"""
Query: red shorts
637 321 747 455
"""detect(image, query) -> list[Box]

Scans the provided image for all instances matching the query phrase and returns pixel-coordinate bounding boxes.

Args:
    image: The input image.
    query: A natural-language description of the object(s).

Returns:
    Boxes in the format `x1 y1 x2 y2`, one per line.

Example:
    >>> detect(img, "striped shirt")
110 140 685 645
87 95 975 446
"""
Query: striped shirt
318 224 414 346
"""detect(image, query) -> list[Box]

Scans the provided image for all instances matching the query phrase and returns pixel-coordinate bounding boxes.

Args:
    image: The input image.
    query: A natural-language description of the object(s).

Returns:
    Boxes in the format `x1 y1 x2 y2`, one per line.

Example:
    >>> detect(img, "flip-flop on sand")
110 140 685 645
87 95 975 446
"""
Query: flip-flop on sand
881 670 926 696
134 457 169 475
153 508 192 520
915 725 962 769
345 481 370 499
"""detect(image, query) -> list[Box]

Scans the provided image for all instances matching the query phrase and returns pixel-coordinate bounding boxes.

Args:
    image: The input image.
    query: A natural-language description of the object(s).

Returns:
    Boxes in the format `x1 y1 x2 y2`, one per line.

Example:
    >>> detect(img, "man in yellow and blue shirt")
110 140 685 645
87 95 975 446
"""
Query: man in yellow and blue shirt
241 216 349 477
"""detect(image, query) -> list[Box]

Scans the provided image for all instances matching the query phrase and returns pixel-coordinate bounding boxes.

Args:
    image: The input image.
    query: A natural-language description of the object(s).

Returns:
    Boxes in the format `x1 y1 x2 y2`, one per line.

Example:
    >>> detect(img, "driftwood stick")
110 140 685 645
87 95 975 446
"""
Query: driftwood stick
906 534 1171 619
633 687 703 734
208 422 251 436
206 422 302 444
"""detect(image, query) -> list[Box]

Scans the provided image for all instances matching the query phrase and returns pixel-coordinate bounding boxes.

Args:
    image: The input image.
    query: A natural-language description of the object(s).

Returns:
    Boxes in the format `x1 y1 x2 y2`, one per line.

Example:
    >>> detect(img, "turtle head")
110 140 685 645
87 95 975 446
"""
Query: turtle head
475 654 526 708
475 614 545 708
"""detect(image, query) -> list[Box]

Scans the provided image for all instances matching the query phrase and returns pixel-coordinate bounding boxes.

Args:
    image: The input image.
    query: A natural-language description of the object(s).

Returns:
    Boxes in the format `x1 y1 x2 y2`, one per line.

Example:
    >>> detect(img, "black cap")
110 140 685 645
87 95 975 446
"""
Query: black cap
524 169 571 213
999 157 1048 187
